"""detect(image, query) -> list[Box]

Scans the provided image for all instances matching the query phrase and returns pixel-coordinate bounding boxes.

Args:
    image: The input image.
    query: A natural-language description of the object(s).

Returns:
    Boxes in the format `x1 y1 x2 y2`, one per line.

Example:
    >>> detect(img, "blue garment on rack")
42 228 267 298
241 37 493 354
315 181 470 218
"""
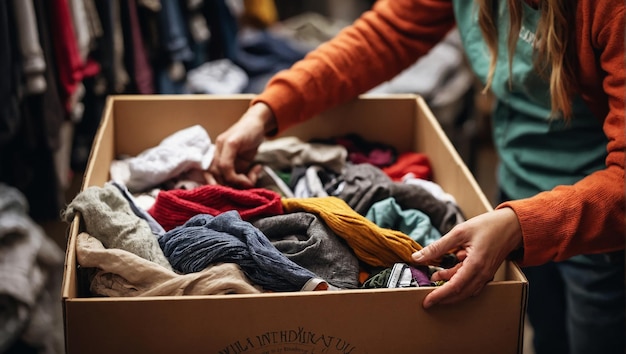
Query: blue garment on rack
204 0 238 60
233 29 307 77
158 0 193 63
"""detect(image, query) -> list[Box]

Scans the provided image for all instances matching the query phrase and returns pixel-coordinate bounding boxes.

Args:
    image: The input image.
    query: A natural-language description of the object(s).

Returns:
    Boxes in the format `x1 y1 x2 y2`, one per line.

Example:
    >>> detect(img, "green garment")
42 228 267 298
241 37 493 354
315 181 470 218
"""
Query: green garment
365 197 442 247
453 1 607 200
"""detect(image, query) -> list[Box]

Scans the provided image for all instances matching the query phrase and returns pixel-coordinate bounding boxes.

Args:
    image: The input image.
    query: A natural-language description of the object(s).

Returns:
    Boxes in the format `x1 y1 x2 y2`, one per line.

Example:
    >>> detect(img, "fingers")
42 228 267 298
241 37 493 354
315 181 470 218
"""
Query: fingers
211 136 257 189
430 262 462 281
423 265 480 308
422 258 495 309
203 171 218 185
209 107 269 188
412 226 465 264
211 162 257 189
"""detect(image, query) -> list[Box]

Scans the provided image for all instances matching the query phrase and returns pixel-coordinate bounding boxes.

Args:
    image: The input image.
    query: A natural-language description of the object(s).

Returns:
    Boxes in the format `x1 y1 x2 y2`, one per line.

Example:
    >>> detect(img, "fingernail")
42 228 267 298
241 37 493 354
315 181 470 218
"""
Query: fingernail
412 250 424 261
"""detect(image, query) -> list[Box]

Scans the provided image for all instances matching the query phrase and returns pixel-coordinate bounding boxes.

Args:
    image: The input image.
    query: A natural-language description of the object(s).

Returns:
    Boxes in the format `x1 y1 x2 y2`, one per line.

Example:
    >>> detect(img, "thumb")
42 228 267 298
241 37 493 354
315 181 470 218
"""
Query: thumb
411 230 462 264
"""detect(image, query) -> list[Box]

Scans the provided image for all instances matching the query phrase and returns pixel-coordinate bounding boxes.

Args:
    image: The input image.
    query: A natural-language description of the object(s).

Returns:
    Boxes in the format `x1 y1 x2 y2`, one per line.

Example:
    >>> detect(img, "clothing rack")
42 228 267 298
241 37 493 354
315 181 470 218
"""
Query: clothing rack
0 0 324 223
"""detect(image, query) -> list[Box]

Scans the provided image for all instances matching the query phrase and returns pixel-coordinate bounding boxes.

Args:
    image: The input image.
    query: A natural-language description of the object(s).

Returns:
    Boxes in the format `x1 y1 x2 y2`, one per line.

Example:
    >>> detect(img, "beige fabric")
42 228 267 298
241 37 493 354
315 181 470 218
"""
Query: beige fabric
76 232 263 297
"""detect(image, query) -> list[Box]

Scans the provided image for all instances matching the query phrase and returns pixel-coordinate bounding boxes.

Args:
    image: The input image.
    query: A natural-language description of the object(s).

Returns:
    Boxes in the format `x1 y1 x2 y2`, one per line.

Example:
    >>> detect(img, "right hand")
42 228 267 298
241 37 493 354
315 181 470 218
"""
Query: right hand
209 102 276 188
411 207 523 309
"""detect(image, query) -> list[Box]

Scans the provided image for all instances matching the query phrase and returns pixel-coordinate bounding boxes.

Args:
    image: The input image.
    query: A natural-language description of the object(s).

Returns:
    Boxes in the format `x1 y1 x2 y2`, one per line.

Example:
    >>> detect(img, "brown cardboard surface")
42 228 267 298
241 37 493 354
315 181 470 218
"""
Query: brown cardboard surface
62 95 528 354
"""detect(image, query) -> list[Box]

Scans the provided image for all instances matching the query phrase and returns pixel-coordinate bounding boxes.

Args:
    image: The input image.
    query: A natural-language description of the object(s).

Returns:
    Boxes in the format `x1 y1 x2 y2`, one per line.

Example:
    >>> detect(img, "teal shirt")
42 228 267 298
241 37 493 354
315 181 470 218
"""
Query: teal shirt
452 1 608 200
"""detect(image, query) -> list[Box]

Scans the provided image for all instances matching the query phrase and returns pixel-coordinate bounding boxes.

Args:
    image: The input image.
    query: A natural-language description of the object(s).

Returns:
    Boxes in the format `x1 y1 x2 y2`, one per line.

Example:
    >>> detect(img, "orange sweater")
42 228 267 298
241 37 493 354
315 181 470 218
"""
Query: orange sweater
252 0 625 267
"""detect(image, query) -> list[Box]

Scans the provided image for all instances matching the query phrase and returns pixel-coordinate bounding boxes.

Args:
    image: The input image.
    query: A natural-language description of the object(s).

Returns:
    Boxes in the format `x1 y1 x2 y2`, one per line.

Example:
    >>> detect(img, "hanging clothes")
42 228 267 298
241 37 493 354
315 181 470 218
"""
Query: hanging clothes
0 0 20 146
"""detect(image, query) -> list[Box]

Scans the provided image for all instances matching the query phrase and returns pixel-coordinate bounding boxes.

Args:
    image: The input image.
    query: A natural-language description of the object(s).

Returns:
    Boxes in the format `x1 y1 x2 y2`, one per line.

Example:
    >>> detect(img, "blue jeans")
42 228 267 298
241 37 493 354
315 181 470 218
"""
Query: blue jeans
500 191 625 354
524 254 625 354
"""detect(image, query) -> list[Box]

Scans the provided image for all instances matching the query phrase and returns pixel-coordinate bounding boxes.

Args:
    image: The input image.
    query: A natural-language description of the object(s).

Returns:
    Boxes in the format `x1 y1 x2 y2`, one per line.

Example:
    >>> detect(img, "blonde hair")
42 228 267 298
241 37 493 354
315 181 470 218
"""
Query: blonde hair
476 0 577 118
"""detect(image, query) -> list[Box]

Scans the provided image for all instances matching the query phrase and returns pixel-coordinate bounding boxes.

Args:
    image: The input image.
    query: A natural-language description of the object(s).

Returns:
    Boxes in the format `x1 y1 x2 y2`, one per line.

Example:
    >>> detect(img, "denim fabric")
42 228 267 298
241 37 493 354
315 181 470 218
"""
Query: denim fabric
159 211 321 292
232 29 306 77
560 253 625 354
158 0 193 62
204 0 238 60
500 191 625 354
524 254 625 354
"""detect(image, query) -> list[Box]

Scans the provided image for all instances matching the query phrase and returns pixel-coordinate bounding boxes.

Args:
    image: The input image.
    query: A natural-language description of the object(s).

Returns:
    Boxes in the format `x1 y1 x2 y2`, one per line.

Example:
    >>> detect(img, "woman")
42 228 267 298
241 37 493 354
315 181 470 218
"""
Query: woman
209 1 625 353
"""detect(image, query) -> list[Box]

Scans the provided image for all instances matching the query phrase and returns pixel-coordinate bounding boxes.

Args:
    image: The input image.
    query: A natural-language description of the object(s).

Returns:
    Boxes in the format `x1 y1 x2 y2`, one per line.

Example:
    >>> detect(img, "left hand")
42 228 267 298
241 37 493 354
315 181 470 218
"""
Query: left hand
412 207 523 309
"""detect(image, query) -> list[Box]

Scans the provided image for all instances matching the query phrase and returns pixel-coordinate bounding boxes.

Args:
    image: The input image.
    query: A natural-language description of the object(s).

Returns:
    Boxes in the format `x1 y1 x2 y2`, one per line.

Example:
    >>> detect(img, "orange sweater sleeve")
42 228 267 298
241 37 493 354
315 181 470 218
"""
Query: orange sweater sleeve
252 0 456 133
498 1 626 266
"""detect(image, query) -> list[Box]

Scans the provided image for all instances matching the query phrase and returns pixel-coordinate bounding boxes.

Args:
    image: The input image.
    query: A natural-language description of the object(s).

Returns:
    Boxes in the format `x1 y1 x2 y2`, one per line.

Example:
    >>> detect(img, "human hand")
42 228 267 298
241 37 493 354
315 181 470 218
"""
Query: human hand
412 207 523 309
209 102 277 188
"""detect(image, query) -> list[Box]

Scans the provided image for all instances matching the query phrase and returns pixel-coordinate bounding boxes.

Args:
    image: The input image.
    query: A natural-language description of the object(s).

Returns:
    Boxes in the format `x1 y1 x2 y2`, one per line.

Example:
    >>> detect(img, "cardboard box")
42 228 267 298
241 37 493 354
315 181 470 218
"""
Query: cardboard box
62 94 528 354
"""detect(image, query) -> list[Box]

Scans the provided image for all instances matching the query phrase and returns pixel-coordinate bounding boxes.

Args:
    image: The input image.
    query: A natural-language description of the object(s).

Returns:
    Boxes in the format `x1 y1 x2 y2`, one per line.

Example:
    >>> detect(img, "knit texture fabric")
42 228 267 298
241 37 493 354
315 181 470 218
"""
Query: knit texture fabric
148 184 283 231
110 181 165 236
158 211 326 292
253 211 361 289
62 183 173 270
281 197 423 267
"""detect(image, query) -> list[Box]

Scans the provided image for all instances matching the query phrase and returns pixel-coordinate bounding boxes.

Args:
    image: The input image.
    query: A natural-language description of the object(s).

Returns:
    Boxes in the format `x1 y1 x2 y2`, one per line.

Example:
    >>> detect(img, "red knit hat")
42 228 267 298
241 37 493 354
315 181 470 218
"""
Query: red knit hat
148 185 283 231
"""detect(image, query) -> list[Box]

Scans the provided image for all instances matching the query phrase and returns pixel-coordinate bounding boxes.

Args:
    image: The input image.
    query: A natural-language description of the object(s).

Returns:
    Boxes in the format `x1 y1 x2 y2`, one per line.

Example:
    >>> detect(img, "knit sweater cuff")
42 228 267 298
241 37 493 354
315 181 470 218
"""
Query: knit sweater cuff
496 199 557 267
251 71 316 136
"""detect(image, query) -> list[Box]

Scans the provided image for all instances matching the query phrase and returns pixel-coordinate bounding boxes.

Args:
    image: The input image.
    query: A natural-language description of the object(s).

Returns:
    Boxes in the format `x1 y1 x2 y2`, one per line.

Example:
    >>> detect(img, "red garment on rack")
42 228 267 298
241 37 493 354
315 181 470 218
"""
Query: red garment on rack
48 0 99 113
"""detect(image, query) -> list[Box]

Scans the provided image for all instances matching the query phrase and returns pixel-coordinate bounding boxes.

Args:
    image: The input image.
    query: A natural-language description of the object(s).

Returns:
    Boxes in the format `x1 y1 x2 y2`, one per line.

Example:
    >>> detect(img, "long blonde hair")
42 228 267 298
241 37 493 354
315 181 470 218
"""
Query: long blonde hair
476 0 577 118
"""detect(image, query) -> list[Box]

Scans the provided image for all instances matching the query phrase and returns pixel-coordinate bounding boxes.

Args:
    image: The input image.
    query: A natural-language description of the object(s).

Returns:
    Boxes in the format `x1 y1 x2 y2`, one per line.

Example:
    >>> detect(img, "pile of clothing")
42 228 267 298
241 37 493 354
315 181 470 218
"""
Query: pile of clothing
63 125 466 297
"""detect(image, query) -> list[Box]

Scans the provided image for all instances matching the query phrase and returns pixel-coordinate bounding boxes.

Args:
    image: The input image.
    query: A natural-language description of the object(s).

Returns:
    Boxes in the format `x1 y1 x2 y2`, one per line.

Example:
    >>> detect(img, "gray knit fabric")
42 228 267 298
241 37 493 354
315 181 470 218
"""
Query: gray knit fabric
62 183 173 270
110 181 166 237
253 212 361 289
